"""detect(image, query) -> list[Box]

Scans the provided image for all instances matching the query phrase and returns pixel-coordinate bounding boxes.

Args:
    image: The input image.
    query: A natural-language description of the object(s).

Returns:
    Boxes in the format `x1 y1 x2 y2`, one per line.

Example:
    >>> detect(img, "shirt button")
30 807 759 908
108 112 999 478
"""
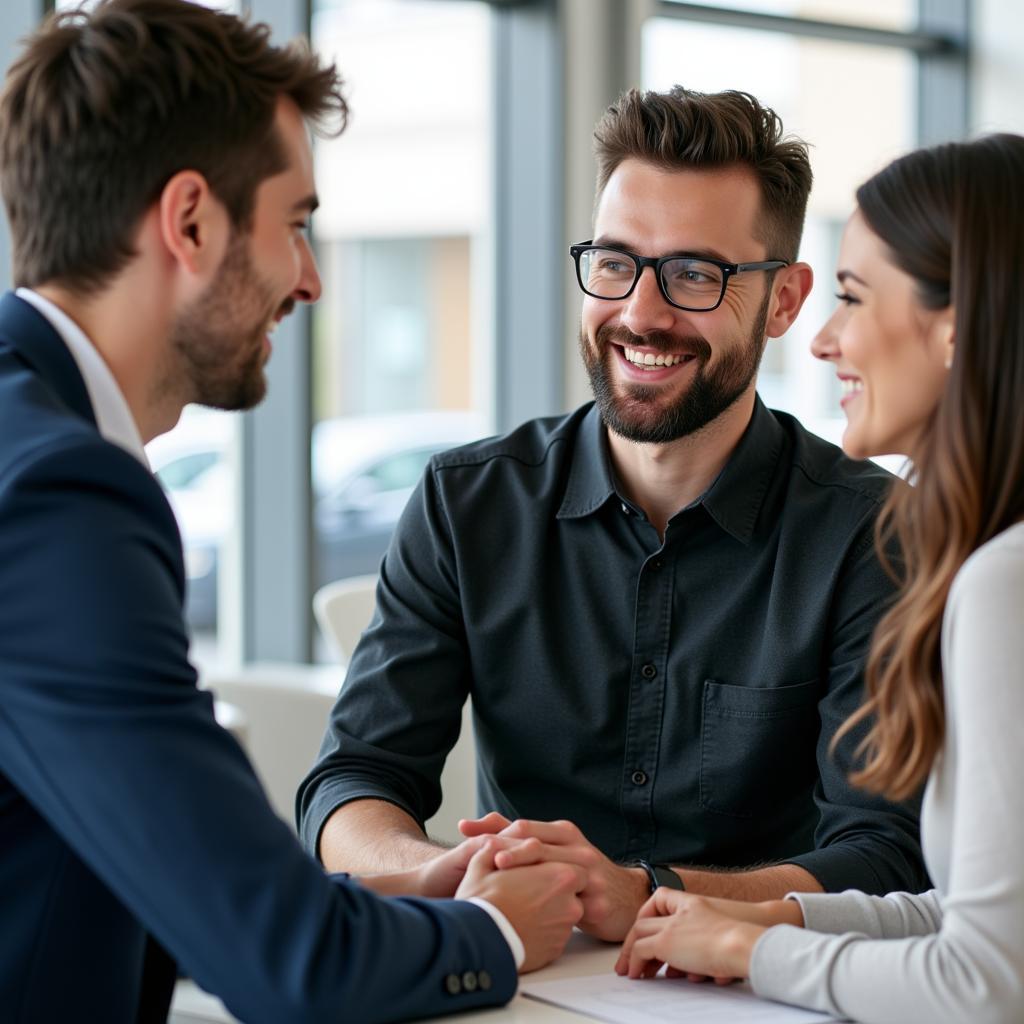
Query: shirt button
641 662 657 679
478 970 492 991
445 973 462 995
631 770 648 786
462 971 478 993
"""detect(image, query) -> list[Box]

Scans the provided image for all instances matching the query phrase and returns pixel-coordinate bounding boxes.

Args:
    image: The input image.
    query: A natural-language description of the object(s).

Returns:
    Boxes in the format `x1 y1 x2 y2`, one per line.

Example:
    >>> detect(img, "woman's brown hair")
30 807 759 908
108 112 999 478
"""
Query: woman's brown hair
837 134 1024 800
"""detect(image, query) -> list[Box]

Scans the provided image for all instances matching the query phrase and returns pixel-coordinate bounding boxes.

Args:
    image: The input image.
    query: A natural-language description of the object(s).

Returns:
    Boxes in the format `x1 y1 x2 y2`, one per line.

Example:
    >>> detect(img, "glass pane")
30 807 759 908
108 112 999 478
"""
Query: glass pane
643 18 915 471
146 408 237 662
660 0 917 32
311 0 492 657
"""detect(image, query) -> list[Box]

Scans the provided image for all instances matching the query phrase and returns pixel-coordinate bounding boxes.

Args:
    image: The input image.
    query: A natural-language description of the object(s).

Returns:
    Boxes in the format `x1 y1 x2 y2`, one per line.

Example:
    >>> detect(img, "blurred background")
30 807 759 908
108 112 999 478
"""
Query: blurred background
3 0 1019 670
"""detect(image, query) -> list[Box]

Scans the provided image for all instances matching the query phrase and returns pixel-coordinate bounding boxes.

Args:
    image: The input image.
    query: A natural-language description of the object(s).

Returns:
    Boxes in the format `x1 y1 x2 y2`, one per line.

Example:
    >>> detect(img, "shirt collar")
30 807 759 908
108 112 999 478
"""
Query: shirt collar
699 396 784 544
556 396 785 545
16 288 149 467
557 404 619 519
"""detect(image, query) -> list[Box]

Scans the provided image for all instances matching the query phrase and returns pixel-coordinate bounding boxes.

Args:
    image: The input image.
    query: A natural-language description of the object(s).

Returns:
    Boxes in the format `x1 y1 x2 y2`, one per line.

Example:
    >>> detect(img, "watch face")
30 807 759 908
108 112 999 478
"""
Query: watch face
653 865 684 890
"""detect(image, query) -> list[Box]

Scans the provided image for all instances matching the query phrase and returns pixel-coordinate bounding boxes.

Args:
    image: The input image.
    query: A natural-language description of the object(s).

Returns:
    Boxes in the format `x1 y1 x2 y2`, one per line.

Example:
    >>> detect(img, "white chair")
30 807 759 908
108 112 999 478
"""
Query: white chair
203 663 341 828
313 574 380 665
313 577 477 845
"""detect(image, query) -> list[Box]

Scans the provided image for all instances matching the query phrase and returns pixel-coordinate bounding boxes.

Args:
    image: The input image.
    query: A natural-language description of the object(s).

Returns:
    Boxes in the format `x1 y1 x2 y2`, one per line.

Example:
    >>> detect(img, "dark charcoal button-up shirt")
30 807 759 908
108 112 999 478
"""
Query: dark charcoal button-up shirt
299 399 928 895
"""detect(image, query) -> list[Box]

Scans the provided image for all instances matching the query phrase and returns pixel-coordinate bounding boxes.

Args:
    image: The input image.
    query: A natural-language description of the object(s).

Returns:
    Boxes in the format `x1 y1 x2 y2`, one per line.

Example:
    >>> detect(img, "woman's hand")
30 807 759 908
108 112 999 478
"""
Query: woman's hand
614 889 800 984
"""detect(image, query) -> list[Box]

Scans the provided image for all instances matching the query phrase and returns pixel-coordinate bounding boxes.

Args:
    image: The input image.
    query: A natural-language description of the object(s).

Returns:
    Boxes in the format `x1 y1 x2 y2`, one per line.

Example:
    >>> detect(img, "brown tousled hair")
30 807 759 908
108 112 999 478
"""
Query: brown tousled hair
592 87 812 262
0 0 347 294
837 134 1024 800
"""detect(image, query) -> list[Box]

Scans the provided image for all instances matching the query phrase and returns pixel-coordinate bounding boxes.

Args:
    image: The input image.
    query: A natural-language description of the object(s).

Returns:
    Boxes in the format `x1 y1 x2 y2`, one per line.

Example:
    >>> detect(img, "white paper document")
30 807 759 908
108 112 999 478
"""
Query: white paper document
521 973 838 1023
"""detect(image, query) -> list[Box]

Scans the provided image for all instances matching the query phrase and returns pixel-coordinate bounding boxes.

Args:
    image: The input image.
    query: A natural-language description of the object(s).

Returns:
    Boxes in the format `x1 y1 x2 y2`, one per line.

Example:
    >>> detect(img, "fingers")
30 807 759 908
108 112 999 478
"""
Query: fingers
618 917 675 978
650 887 691 916
458 839 498 888
493 838 574 870
624 934 667 979
458 811 512 837
633 887 688 923
496 818 579 844
545 861 589 894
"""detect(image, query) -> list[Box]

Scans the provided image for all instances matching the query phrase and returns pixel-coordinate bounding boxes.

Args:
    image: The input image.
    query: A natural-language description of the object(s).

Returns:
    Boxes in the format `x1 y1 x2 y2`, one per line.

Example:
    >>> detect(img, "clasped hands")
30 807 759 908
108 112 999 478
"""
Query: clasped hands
413 811 801 982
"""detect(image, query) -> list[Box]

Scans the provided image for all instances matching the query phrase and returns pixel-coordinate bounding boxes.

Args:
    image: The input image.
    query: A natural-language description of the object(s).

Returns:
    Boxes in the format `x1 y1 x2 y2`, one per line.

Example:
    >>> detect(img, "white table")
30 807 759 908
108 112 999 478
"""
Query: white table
170 931 620 1023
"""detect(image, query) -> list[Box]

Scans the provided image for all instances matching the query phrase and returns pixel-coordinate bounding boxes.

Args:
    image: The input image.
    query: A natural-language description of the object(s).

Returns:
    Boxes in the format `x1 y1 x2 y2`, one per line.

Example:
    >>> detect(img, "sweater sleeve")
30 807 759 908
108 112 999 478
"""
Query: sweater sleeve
749 528 1024 1024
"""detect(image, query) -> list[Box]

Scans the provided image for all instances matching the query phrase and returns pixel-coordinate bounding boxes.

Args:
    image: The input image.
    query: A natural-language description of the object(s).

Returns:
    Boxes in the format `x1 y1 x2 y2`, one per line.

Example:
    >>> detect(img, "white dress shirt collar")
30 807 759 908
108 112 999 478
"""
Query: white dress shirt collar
16 287 149 467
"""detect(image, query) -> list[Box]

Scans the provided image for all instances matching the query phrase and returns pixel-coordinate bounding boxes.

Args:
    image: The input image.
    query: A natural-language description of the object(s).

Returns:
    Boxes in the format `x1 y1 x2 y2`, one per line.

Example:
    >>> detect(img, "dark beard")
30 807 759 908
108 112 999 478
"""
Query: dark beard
170 232 281 412
581 290 770 444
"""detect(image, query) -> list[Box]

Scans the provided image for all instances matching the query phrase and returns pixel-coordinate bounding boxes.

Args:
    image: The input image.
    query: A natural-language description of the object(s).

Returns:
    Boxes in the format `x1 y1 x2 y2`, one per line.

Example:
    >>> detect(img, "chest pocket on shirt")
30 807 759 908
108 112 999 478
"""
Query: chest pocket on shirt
699 678 820 818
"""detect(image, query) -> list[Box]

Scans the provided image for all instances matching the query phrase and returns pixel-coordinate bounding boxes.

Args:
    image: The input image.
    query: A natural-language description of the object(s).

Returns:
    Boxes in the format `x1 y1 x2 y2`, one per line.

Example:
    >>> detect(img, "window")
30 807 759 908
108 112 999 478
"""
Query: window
309 0 494 652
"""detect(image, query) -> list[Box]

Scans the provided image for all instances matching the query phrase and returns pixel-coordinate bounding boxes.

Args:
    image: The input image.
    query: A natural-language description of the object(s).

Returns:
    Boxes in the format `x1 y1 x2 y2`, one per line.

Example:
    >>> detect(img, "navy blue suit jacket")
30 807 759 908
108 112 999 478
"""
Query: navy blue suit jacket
0 291 516 1023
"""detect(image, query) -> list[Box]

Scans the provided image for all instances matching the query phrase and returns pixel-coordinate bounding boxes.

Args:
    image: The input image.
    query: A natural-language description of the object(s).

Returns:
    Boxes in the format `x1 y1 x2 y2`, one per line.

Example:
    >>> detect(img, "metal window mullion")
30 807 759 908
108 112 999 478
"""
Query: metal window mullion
917 0 970 146
232 0 313 664
653 1 958 52
491 0 566 430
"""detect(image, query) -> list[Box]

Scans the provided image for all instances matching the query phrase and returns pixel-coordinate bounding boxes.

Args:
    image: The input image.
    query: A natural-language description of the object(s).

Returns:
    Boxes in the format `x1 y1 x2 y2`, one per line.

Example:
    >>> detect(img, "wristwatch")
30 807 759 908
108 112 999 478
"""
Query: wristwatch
632 860 685 895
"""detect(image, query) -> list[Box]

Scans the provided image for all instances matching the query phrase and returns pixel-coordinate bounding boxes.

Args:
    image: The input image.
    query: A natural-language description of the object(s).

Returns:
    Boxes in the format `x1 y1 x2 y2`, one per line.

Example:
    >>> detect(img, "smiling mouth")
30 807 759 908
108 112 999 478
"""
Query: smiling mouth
621 345 695 370
839 377 864 398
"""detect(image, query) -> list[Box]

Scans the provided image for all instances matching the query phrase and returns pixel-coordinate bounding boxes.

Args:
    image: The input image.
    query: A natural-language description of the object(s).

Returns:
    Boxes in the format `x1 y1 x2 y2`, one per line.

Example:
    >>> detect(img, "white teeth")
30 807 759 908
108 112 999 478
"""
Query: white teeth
623 346 686 369
840 377 863 396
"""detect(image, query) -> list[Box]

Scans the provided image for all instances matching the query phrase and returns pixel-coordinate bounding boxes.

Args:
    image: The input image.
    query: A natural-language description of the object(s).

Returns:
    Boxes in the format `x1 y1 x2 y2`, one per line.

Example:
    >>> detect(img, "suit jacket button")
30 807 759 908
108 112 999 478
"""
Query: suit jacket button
445 973 462 995
478 970 492 991
462 971 478 993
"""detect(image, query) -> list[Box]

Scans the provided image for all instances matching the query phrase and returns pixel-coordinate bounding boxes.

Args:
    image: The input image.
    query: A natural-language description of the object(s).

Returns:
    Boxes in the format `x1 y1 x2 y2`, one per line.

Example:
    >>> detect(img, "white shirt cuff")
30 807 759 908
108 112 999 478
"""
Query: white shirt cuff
466 897 525 969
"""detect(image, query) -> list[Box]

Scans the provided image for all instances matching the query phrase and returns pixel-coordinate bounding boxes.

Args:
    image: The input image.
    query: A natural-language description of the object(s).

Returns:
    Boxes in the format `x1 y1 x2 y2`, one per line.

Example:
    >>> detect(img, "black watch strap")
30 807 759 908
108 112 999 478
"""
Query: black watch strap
633 860 685 895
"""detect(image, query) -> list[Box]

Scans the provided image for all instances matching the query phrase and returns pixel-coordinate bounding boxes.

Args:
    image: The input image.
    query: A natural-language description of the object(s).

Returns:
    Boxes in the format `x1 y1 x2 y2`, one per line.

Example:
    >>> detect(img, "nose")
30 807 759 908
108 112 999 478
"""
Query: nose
292 234 322 304
619 265 678 336
811 307 841 363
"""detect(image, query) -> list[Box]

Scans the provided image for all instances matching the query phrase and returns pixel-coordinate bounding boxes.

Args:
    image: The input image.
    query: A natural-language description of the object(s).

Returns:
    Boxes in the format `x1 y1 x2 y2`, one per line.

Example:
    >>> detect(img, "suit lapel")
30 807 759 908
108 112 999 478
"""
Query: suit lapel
0 290 97 428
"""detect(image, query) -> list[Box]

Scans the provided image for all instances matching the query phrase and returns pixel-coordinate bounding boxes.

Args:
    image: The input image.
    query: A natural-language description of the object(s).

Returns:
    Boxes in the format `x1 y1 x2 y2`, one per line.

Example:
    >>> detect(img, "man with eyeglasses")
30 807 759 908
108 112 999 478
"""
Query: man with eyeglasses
300 87 927 944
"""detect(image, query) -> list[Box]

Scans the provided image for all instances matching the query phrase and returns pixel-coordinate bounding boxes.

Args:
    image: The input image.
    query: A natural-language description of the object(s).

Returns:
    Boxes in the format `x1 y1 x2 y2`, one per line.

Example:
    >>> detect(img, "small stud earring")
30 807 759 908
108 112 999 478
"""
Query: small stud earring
944 355 953 370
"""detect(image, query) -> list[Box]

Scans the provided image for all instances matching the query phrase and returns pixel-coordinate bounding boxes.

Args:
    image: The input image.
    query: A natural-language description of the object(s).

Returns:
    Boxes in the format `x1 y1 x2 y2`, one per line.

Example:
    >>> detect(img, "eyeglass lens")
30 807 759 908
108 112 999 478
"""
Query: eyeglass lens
579 248 724 310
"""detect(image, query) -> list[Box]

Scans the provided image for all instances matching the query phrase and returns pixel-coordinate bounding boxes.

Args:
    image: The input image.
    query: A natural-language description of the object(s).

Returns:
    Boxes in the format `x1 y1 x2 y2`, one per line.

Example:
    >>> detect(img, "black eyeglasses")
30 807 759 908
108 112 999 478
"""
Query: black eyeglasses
569 241 789 313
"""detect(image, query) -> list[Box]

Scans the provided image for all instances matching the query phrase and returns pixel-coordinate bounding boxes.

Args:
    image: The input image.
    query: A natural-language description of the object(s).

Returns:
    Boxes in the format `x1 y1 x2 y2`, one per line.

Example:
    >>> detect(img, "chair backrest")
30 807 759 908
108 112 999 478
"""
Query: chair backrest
204 664 341 828
313 574 380 665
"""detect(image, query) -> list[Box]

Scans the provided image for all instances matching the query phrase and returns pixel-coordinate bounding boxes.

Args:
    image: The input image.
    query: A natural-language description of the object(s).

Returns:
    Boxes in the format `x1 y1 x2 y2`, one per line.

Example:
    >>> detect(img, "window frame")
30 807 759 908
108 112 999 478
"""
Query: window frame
19 0 969 664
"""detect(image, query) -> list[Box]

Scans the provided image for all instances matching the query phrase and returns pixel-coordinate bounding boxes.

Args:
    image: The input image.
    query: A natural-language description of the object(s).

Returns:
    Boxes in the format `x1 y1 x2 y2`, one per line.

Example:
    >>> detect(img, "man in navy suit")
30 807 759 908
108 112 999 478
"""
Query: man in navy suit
0 2 587 1021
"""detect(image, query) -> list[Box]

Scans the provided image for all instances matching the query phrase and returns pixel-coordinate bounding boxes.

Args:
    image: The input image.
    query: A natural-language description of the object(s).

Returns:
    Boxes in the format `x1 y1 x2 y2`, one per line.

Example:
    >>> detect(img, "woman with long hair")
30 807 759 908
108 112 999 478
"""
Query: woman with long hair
615 133 1024 1023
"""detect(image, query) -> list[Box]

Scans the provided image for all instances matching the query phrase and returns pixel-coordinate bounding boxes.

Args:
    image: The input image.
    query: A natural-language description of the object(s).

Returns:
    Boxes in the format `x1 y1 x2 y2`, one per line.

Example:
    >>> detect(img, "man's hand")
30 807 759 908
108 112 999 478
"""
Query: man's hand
460 813 649 942
456 841 587 973
412 834 540 897
358 833 541 898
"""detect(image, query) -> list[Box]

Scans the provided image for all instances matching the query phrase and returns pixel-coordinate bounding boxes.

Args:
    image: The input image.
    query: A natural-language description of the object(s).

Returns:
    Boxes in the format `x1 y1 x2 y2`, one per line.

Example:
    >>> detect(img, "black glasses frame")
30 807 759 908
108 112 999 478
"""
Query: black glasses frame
569 240 789 312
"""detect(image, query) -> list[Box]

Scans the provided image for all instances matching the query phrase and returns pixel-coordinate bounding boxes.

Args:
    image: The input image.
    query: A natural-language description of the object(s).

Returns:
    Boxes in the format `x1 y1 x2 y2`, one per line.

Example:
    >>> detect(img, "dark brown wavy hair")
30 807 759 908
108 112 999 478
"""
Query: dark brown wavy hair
837 134 1024 800
0 0 347 294
593 87 812 262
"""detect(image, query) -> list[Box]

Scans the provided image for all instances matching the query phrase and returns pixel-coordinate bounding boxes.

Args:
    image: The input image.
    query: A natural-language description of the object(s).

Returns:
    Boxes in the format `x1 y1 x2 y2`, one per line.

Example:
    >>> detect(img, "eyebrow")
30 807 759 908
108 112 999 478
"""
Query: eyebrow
592 235 732 264
837 269 869 287
291 194 320 215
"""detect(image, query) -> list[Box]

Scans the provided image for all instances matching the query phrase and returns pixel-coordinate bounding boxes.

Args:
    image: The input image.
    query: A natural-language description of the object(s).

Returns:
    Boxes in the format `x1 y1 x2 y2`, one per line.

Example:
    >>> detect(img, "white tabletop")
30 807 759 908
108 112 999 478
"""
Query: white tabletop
169 931 619 1023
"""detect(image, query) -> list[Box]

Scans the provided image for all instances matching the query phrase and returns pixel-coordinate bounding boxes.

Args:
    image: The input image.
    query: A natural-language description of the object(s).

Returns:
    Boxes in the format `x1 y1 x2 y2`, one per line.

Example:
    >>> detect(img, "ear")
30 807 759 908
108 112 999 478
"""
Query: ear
157 170 230 278
933 308 955 369
765 261 813 339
